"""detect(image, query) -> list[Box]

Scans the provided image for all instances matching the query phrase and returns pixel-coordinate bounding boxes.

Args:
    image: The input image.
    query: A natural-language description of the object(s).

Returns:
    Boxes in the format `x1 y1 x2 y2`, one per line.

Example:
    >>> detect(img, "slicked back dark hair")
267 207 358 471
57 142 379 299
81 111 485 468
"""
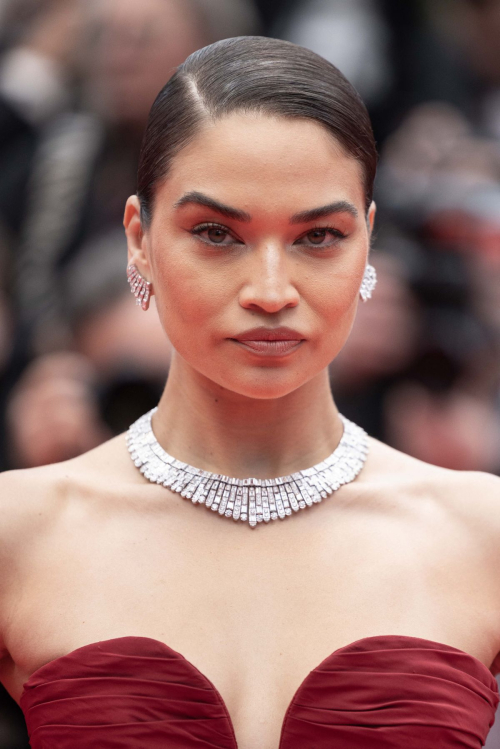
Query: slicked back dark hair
137 36 377 226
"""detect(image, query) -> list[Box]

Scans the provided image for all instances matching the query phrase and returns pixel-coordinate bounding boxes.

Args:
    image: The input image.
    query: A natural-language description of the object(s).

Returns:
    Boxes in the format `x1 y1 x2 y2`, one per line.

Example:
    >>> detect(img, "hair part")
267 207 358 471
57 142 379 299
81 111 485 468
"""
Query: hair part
137 36 378 227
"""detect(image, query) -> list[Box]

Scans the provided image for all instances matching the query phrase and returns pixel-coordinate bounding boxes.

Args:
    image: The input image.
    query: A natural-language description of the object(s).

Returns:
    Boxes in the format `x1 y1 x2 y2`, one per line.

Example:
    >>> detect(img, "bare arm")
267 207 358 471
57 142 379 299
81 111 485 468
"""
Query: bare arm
0 466 62 662
466 470 500 675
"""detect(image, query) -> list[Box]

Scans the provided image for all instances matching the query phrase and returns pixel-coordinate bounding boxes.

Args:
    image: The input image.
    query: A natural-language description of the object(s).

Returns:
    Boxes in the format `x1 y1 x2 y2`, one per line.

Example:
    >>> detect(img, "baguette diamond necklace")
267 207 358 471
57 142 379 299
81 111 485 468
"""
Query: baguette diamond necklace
127 408 369 528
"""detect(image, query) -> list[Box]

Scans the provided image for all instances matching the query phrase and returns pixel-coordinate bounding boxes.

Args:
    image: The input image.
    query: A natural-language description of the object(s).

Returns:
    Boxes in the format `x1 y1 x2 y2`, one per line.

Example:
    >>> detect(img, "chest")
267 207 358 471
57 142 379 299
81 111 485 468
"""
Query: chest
5 504 499 748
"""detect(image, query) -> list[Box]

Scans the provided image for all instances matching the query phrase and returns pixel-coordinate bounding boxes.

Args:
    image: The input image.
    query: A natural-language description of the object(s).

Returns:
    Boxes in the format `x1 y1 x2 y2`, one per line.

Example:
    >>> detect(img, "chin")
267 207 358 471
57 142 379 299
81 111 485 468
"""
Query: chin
215 370 309 400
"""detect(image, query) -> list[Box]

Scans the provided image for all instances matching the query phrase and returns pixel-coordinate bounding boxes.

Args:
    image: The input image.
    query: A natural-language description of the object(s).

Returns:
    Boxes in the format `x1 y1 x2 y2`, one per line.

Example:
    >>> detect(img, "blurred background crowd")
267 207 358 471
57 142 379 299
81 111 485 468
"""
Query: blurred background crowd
1 0 500 745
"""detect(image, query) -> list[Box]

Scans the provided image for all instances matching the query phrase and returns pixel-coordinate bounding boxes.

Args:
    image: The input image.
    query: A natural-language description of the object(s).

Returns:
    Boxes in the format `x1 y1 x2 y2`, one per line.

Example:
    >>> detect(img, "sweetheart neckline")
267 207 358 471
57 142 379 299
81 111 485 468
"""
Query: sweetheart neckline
20 633 499 749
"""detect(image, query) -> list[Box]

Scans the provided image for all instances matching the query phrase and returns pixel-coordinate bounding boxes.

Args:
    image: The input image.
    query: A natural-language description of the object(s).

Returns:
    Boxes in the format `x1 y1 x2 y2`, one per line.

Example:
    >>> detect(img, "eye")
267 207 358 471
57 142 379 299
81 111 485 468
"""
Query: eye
191 222 241 247
294 227 347 248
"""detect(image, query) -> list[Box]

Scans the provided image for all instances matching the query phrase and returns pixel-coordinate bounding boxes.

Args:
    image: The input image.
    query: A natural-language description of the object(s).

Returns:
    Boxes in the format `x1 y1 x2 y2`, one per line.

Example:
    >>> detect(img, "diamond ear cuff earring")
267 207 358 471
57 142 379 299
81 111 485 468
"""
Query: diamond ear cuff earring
359 263 377 302
127 264 152 311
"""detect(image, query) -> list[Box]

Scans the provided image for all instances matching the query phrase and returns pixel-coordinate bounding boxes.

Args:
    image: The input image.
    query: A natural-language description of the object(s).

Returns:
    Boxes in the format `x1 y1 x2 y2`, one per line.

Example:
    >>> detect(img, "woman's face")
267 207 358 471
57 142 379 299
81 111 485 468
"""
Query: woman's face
125 112 375 399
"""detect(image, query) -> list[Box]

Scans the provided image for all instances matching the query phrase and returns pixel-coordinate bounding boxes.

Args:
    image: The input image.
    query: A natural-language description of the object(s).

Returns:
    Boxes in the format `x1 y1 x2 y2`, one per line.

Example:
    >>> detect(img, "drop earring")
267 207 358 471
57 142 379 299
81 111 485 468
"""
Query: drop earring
127 263 152 311
359 263 377 302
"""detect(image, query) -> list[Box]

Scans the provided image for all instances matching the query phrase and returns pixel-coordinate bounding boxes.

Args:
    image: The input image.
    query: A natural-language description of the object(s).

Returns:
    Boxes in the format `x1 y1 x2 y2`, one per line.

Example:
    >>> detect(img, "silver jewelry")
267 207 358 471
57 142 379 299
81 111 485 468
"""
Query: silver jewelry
127 408 369 528
359 263 377 302
127 263 152 310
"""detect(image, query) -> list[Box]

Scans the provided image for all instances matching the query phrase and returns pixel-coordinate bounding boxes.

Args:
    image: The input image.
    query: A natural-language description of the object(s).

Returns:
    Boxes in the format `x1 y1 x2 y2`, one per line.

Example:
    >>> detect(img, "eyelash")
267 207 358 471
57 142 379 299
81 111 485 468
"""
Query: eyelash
303 225 347 242
191 222 240 242
190 222 347 246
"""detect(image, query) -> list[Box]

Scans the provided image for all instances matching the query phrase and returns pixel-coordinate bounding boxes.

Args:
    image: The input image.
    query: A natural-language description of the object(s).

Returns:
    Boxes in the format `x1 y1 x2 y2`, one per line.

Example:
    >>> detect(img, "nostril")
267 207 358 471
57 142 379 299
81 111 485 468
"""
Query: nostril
238 285 300 314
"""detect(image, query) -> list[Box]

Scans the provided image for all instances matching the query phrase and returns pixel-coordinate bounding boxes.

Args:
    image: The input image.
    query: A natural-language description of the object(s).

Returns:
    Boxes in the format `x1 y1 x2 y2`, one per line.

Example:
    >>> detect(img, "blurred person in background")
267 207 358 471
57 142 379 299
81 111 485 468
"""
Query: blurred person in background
277 0 393 111
373 100 500 471
6 228 172 469
0 0 81 244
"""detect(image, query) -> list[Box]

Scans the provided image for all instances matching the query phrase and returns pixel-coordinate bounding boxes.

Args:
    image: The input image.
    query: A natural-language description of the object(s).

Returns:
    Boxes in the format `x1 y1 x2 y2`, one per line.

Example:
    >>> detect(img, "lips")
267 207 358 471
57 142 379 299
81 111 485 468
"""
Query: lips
231 326 305 356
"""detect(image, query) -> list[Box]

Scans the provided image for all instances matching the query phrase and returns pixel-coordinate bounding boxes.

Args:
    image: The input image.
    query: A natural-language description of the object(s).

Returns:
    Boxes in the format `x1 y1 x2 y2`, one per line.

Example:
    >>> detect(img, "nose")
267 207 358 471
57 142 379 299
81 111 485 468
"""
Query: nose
238 242 300 314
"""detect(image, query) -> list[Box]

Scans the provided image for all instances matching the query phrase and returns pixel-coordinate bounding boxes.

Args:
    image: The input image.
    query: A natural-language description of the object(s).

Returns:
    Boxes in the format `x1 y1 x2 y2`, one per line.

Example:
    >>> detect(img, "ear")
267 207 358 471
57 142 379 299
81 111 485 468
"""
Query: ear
124 195 153 283
367 200 376 238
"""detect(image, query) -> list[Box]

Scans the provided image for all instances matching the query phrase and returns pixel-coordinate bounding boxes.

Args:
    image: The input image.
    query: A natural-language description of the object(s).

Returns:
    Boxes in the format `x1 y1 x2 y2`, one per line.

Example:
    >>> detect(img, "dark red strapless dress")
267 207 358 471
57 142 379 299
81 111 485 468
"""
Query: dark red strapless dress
20 634 499 748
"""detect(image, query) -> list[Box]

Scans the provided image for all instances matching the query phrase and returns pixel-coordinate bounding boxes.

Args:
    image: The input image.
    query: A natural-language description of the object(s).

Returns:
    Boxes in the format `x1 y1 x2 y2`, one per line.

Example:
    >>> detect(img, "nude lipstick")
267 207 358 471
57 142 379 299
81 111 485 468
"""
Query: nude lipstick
231 326 305 356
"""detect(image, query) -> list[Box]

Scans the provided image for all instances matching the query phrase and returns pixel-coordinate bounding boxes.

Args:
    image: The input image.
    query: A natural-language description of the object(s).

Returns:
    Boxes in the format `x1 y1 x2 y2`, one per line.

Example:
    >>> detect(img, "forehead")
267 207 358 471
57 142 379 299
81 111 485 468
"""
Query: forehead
158 112 366 215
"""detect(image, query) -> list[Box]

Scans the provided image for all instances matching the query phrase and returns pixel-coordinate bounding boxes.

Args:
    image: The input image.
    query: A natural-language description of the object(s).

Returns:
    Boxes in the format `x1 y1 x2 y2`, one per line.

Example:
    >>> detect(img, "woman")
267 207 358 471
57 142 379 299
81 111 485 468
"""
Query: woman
1 36 499 749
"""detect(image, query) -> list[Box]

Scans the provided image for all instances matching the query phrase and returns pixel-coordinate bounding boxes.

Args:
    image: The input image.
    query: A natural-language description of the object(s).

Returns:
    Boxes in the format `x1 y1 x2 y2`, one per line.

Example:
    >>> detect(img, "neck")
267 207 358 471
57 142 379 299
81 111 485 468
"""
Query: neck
153 353 343 479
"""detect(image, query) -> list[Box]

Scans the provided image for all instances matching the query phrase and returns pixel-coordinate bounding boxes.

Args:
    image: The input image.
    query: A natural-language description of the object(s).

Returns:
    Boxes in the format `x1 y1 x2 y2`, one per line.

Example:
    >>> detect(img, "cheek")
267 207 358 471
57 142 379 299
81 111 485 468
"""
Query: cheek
307 253 365 329
151 252 228 342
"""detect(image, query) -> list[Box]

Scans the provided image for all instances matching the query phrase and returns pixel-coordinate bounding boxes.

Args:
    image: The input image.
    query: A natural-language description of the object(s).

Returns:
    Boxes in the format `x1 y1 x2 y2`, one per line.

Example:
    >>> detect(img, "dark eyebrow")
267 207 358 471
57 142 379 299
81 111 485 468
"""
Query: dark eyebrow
174 191 251 222
290 201 358 224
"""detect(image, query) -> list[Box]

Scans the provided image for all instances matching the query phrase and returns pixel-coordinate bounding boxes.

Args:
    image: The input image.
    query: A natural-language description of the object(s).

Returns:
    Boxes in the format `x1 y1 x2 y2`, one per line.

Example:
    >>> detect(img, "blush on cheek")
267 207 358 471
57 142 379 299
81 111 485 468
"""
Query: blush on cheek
315 270 362 318
160 252 234 320
320 284 361 359
153 274 221 354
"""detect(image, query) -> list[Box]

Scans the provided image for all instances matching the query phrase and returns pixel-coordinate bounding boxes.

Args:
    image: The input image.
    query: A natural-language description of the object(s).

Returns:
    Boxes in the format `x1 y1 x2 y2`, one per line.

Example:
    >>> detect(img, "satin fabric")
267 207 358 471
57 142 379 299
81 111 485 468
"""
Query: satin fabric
20 634 499 748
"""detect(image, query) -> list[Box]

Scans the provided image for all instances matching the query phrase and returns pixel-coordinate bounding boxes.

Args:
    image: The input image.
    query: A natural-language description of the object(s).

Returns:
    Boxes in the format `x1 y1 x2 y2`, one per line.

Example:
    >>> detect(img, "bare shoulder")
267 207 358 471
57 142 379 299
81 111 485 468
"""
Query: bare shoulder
0 433 133 530
0 464 66 557
0 463 63 657
365 435 500 532
0 433 138 630
0 434 136 590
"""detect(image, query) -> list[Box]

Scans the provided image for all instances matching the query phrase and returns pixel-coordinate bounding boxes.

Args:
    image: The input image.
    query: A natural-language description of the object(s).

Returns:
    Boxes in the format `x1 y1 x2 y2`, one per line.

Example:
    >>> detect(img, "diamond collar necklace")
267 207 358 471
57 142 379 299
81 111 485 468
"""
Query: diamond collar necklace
127 408 369 528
